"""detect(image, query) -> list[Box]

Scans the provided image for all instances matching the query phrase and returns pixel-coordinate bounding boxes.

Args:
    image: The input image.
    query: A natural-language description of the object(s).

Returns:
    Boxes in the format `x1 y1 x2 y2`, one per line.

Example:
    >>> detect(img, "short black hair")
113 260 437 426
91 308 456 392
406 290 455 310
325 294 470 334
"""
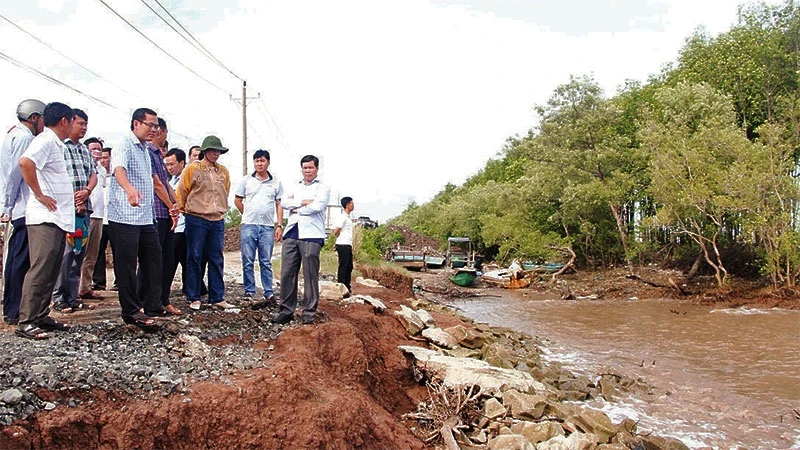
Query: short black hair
158 117 167 130
130 107 157 131
253 149 270 160
166 148 186 163
43 102 74 127
72 108 88 122
300 154 319 168
84 137 103 147
340 196 353 209
101 147 112 154
189 145 203 160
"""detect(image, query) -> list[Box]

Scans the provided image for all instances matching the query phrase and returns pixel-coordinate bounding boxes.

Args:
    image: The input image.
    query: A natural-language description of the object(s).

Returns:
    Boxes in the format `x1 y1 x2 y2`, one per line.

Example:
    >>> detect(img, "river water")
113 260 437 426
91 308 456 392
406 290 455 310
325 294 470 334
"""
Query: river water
448 292 800 449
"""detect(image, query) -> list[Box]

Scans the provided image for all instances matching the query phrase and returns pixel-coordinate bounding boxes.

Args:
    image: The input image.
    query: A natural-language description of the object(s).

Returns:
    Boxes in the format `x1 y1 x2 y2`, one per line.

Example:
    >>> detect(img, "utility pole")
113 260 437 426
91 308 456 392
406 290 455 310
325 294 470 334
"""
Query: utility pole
232 80 260 176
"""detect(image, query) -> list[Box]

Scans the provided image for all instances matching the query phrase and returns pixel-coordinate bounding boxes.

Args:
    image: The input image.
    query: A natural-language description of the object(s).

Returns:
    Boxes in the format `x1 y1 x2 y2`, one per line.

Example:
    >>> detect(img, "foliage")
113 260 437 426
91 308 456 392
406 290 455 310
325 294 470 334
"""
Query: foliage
224 208 242 229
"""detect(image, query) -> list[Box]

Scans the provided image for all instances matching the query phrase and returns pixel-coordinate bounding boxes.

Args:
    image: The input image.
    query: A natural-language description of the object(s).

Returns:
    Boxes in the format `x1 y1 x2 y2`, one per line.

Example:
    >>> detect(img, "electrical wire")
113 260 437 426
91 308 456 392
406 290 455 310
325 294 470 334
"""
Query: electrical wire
0 14 134 97
95 0 230 97
0 49 116 108
144 0 241 81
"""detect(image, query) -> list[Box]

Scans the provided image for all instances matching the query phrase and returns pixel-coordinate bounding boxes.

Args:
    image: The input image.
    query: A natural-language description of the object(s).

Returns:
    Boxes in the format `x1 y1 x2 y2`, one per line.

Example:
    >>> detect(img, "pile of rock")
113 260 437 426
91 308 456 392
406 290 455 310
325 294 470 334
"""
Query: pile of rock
393 303 688 450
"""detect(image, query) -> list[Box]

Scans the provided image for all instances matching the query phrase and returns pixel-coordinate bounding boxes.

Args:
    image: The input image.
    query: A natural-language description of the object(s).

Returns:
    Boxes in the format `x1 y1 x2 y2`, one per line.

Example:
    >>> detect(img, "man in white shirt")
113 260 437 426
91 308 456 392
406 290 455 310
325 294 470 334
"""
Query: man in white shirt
79 137 105 298
333 196 355 296
0 98 44 325
234 149 283 306
271 155 330 325
16 102 75 339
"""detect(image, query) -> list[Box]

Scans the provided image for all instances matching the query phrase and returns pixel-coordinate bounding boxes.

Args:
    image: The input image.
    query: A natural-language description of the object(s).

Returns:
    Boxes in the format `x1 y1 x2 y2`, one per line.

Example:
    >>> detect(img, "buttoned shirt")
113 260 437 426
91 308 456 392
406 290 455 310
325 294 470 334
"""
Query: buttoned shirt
235 171 283 225
90 164 108 220
64 138 96 213
107 132 154 226
334 210 354 246
148 143 174 220
169 173 185 233
281 177 330 240
21 127 75 233
1 124 33 219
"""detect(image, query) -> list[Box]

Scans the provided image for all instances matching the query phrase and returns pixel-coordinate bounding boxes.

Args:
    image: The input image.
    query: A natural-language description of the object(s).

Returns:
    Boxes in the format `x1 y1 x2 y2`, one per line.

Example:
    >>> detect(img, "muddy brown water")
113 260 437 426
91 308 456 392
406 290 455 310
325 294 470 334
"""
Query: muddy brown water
448 292 800 449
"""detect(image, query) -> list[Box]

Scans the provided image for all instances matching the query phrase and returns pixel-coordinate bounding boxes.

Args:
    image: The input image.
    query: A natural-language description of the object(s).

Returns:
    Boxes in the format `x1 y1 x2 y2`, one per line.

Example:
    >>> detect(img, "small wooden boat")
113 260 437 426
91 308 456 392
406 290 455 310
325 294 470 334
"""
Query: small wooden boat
522 262 565 273
482 268 533 289
424 255 446 268
450 268 479 287
388 249 425 270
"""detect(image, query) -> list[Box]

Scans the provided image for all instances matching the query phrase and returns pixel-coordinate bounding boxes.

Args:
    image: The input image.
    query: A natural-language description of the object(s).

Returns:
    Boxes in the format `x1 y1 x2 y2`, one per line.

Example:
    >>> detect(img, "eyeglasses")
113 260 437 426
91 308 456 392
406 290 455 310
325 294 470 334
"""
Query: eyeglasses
138 120 161 131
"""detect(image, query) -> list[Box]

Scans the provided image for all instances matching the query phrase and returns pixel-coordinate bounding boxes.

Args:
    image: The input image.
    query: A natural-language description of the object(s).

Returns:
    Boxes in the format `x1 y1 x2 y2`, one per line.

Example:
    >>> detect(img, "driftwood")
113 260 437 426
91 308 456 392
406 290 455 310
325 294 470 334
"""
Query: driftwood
549 244 577 280
625 274 687 295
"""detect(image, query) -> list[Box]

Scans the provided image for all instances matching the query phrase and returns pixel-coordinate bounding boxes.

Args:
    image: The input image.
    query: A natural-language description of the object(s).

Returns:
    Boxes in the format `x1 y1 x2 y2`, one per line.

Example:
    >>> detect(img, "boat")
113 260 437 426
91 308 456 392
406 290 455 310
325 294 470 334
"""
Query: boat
482 268 533 289
522 262 565 273
388 248 425 270
446 237 472 268
450 268 479 287
424 254 446 268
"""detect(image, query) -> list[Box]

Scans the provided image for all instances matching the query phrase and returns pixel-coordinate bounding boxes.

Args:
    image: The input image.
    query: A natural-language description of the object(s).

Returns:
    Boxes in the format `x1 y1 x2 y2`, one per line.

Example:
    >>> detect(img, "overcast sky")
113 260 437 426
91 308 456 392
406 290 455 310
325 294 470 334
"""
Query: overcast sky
0 0 767 221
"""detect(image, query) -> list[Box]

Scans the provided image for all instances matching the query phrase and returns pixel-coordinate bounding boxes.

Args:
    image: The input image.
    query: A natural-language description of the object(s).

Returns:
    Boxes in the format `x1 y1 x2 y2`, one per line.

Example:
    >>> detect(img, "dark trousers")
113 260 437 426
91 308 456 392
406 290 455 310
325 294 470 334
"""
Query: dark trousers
53 235 88 308
19 224 65 326
3 218 29 321
139 218 174 307
109 221 162 319
279 238 321 320
92 224 114 288
185 215 224 303
335 244 353 292
171 232 207 296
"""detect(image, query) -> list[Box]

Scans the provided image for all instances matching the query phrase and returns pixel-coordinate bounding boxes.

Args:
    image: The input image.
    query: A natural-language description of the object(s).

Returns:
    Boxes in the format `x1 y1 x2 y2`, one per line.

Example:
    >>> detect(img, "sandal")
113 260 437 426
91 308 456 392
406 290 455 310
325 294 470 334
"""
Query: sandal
122 313 160 332
165 304 183 316
80 291 103 300
16 324 50 340
72 302 95 312
37 316 70 331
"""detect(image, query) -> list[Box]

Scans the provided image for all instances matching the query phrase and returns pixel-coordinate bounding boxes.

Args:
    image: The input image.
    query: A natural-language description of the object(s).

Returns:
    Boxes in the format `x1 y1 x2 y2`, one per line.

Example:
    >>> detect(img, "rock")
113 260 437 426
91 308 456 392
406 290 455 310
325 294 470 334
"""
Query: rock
598 375 617 401
487 434 535 450
414 309 435 327
597 444 629 450
444 325 491 349
444 347 483 359
536 433 598 450
468 429 488 444
1 389 23 405
345 294 387 312
482 397 506 420
319 280 349 300
483 343 519 369
399 346 547 395
178 334 211 357
31 364 57 375
394 306 425 335
421 328 457 349
510 421 564 444
355 276 381 287
43 402 57 411
502 389 548 420
571 408 616 443
641 435 691 450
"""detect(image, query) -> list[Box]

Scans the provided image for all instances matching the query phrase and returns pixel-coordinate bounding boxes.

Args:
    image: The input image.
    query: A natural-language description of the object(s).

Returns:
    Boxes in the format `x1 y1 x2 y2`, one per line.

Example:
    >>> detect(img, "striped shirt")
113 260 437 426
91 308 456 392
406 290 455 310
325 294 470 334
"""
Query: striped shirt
107 132 154 226
21 127 75 233
63 139 96 213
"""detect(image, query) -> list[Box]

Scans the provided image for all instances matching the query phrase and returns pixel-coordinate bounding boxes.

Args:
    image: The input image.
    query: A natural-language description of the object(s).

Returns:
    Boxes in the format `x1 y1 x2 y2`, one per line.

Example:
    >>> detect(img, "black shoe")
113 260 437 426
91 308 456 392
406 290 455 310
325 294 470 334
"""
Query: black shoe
270 313 292 324
302 316 315 325
252 295 278 310
53 302 73 314
91 284 106 291
3 316 18 325
36 316 70 331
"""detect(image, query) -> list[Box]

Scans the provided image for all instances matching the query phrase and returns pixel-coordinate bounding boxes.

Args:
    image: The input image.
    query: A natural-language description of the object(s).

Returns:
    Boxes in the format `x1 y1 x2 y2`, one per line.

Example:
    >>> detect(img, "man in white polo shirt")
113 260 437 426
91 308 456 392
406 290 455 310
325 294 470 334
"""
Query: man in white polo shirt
234 149 283 306
333 196 355 297
16 102 75 339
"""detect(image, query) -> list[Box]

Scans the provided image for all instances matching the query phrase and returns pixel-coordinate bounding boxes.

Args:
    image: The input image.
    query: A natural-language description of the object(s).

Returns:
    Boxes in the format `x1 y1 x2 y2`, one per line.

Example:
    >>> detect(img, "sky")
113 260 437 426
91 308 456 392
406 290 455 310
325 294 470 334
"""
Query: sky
0 0 770 222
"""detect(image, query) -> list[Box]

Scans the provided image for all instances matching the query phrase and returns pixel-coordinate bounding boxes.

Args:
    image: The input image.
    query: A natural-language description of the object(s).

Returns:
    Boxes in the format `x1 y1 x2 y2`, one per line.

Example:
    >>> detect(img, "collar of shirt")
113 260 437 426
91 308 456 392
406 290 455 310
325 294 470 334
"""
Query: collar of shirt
251 170 274 182
299 177 320 185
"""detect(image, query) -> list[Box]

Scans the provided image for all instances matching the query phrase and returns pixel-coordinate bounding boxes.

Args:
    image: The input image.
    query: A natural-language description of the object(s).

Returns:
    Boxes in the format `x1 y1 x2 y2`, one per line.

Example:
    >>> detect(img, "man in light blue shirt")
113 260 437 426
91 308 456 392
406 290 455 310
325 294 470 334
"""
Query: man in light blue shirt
271 155 330 325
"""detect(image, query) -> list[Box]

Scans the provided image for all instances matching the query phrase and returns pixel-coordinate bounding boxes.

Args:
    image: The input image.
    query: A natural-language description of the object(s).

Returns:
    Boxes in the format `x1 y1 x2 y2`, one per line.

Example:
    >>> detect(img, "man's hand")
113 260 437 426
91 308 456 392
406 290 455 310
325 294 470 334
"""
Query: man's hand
274 227 283 242
169 203 180 218
74 189 90 206
35 193 57 212
126 188 143 207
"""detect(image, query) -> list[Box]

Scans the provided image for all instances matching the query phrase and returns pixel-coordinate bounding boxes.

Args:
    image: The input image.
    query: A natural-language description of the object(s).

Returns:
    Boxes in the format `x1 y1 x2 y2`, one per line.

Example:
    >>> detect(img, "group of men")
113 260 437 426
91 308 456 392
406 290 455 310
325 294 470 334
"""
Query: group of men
1 99 356 339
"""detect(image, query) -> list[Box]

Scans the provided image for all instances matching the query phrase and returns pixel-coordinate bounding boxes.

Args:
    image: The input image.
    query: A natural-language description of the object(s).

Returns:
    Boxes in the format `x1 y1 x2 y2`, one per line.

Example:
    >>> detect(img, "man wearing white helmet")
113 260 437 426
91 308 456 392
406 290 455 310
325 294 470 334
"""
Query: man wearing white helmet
0 99 45 325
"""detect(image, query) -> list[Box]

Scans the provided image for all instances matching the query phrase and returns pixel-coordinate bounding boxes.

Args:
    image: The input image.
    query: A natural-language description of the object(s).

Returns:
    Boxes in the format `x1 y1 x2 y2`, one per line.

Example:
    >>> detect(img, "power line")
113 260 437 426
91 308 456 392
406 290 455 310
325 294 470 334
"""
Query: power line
0 49 116 108
0 13 134 97
95 0 230 97
144 0 241 81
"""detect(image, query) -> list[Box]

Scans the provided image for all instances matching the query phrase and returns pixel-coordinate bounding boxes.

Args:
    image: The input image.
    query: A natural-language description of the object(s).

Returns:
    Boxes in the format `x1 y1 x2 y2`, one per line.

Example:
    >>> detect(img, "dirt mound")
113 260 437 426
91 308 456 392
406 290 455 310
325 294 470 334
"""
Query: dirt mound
1 284 426 450
357 264 415 297
224 225 241 252
387 226 441 252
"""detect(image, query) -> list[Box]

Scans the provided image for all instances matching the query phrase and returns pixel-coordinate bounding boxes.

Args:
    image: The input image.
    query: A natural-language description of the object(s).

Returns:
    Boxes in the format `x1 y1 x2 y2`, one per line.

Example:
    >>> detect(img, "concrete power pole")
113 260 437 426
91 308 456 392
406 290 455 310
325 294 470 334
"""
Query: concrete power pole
232 80 260 176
